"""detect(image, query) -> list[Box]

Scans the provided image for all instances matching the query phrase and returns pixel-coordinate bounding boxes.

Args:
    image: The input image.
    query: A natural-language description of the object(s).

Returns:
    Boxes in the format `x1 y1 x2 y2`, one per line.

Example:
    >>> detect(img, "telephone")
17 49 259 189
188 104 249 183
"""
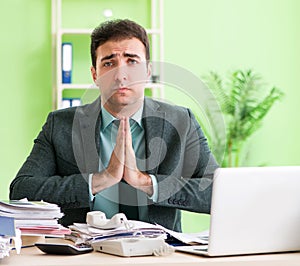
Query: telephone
92 237 174 257
86 211 130 230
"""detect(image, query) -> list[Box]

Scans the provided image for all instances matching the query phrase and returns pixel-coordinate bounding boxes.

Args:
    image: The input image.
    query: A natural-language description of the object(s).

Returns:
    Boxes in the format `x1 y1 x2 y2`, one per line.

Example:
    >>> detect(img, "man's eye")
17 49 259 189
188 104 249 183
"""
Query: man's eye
103 62 113 67
128 59 138 65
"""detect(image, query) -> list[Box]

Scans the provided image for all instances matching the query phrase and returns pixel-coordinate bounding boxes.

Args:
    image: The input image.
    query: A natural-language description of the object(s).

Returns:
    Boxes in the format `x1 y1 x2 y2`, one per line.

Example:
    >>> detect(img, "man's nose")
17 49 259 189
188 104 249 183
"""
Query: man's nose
114 64 128 83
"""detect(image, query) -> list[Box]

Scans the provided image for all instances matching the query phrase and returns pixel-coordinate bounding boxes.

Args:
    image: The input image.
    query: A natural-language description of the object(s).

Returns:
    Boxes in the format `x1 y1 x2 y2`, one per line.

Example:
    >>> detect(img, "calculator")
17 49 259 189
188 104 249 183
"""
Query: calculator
35 242 93 255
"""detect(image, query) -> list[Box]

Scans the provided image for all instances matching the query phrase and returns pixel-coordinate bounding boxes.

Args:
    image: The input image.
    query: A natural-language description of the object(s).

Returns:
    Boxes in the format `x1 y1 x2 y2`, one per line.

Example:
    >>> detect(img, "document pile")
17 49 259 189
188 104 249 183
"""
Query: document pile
157 224 209 245
0 199 70 237
68 220 166 244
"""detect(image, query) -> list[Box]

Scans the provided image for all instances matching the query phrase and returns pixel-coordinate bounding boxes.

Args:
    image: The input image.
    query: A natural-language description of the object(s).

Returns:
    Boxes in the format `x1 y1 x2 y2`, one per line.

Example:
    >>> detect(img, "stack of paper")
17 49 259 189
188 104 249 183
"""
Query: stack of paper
68 220 167 244
156 224 209 245
0 199 70 237
67 219 210 247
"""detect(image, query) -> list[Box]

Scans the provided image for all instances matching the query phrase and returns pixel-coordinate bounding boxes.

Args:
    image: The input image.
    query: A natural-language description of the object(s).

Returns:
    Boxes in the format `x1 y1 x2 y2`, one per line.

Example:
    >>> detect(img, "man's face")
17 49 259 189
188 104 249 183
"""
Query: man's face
91 38 151 113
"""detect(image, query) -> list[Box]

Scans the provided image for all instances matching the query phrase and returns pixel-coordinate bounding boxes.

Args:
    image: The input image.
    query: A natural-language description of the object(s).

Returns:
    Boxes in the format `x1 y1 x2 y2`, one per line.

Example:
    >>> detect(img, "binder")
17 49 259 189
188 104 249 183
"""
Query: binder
62 98 81 108
0 216 16 237
62 42 72 83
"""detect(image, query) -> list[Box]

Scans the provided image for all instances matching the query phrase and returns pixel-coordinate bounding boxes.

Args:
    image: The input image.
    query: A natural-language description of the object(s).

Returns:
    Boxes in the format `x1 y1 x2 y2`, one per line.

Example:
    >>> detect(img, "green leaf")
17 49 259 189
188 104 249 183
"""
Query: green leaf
202 70 284 167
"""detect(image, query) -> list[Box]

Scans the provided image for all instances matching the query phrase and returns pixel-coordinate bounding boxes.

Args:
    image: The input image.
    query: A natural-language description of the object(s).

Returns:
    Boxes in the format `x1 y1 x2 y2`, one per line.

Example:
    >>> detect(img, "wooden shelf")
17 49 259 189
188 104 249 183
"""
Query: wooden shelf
60 83 97 90
59 83 162 90
52 0 164 109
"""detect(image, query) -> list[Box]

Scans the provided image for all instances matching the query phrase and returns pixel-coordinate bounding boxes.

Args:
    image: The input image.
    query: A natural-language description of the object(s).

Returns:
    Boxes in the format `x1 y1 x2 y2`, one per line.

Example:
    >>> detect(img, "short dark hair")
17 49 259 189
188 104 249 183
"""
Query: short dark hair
90 19 150 68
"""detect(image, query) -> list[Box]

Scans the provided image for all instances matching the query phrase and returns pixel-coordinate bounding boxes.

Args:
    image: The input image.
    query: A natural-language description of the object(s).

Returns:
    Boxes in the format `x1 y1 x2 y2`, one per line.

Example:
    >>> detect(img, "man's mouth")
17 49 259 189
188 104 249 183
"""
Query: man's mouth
117 87 129 92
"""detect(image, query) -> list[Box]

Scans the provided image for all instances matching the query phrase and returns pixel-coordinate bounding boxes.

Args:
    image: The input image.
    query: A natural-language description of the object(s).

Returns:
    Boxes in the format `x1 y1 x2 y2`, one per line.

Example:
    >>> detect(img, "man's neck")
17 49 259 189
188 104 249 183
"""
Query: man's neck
102 100 143 119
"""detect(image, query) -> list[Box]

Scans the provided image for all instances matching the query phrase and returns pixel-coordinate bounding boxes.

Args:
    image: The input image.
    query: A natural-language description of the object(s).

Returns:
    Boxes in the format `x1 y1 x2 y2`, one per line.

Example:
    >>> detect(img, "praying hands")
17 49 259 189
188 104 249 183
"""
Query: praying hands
91 117 153 196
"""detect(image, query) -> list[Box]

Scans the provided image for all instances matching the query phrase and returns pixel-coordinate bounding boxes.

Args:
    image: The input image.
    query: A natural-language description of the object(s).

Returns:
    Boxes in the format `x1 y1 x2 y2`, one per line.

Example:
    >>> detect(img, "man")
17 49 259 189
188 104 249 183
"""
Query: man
10 19 218 232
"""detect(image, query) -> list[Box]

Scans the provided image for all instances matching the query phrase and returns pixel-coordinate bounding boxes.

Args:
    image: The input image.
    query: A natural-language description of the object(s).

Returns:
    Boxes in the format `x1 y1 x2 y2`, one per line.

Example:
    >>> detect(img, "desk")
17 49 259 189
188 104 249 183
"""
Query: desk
2 246 300 266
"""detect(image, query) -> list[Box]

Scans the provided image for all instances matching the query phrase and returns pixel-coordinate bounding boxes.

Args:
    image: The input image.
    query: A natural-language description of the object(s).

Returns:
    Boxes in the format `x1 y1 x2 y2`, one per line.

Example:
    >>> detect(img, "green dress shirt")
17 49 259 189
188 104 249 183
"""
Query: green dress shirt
89 105 158 220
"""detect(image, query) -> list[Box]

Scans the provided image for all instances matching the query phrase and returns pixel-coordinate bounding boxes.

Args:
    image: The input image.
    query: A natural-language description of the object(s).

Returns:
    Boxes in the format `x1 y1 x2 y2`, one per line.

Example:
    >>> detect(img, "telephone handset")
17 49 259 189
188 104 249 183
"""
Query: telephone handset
86 211 130 230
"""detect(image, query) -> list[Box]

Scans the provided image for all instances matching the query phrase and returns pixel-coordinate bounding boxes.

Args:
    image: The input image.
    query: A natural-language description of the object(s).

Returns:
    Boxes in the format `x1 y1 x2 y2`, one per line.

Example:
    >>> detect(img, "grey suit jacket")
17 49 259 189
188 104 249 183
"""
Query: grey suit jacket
10 97 218 232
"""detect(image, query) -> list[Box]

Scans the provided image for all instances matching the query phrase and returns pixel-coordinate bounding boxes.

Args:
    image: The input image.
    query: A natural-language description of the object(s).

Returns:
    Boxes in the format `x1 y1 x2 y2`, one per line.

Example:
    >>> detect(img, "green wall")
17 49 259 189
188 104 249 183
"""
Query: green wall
0 0 52 201
1 0 299 233
164 0 300 167
164 0 300 232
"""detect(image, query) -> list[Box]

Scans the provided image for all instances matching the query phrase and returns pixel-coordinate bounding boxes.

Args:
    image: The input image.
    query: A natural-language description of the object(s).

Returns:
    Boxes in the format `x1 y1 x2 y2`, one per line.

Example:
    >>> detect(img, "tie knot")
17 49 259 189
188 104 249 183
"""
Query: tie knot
112 119 120 127
129 118 136 127
112 118 136 126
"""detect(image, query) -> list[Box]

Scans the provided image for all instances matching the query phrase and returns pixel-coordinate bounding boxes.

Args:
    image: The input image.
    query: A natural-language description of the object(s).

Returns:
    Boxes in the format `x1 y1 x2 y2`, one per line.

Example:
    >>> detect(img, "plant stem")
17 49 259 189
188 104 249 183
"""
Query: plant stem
228 140 232 167
235 144 241 167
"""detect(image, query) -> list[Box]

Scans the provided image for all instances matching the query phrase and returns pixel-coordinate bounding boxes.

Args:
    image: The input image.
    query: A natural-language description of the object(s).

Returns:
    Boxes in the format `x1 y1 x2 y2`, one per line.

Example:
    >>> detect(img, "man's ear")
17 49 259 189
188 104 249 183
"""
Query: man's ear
91 66 97 82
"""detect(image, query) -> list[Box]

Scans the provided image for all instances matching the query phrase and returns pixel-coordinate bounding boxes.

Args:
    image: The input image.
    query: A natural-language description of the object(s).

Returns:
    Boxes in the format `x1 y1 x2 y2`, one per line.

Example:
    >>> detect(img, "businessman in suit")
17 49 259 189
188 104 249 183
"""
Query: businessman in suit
10 19 218 232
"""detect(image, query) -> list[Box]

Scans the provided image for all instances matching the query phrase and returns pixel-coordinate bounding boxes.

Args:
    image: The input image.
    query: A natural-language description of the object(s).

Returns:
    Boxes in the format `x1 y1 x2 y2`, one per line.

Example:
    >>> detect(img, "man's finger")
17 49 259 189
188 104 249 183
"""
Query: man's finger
124 117 132 148
115 117 125 158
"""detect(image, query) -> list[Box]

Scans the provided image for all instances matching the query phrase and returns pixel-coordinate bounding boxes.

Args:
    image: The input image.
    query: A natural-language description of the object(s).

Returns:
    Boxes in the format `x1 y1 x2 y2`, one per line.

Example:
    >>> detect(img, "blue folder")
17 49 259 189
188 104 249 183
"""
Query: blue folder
0 216 16 237
62 42 72 83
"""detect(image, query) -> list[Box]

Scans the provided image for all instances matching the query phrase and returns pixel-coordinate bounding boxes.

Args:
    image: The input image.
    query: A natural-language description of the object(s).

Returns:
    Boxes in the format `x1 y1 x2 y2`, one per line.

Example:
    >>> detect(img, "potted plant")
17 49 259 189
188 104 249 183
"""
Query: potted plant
203 70 284 167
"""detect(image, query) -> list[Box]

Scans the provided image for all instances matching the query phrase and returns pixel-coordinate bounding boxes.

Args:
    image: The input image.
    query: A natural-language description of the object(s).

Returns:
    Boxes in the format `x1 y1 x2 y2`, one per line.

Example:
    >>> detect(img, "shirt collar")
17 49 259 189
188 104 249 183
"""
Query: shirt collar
101 104 144 131
130 104 143 127
100 107 115 131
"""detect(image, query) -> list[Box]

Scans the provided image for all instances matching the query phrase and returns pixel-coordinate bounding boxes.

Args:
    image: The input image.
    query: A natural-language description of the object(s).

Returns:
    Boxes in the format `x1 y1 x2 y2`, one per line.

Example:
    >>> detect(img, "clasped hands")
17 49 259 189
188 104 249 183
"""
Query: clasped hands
92 117 153 196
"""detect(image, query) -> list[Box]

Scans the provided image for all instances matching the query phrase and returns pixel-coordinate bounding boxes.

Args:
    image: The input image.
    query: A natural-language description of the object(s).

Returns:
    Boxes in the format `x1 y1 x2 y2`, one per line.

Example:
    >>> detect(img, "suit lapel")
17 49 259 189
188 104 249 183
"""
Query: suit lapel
74 98 101 173
143 98 166 175
75 97 166 175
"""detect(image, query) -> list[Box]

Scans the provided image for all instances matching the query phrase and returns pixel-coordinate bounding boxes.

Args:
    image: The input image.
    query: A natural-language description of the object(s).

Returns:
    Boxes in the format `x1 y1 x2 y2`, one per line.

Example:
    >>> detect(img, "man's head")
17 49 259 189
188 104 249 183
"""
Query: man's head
90 19 150 69
90 19 151 117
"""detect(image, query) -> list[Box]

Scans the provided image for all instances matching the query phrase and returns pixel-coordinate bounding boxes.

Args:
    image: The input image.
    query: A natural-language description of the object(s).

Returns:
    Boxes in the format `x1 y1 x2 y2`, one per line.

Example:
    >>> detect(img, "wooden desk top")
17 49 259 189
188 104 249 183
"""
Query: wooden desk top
1 240 300 266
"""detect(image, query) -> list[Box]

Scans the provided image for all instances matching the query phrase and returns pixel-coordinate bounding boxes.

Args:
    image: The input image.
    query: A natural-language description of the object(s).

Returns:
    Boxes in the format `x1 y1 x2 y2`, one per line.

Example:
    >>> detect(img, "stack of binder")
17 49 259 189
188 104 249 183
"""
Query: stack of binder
0 199 70 237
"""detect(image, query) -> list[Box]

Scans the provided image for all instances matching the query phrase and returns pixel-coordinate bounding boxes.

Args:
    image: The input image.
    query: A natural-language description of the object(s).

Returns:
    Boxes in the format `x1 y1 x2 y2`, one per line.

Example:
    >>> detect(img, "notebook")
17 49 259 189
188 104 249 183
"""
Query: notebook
176 166 300 257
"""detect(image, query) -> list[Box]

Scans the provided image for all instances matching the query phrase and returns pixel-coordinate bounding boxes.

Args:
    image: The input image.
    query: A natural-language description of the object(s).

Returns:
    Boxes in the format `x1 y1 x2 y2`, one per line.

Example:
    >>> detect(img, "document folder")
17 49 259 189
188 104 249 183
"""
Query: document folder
0 216 16 237
62 42 72 83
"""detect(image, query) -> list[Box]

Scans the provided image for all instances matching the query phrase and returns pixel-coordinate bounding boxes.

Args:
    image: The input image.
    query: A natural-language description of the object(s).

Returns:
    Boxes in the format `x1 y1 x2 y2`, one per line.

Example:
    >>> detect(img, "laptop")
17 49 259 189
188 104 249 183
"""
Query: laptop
176 166 300 257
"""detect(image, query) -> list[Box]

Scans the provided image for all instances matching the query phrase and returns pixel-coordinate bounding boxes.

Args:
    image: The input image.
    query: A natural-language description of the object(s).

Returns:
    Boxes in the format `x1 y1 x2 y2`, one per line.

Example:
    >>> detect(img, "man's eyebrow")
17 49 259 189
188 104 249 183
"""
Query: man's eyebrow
101 52 141 62
101 53 117 62
124 53 141 59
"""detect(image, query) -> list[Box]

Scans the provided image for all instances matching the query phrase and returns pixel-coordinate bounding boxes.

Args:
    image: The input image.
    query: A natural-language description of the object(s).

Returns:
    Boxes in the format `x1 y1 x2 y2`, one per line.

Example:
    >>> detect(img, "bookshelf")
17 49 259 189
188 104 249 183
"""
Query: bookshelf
51 0 164 110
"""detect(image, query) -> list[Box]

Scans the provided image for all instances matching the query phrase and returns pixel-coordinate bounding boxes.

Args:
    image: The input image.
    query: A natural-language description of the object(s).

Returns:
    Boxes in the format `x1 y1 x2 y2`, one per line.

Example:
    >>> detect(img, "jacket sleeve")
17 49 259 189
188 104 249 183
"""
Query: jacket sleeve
154 109 219 214
9 112 90 212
